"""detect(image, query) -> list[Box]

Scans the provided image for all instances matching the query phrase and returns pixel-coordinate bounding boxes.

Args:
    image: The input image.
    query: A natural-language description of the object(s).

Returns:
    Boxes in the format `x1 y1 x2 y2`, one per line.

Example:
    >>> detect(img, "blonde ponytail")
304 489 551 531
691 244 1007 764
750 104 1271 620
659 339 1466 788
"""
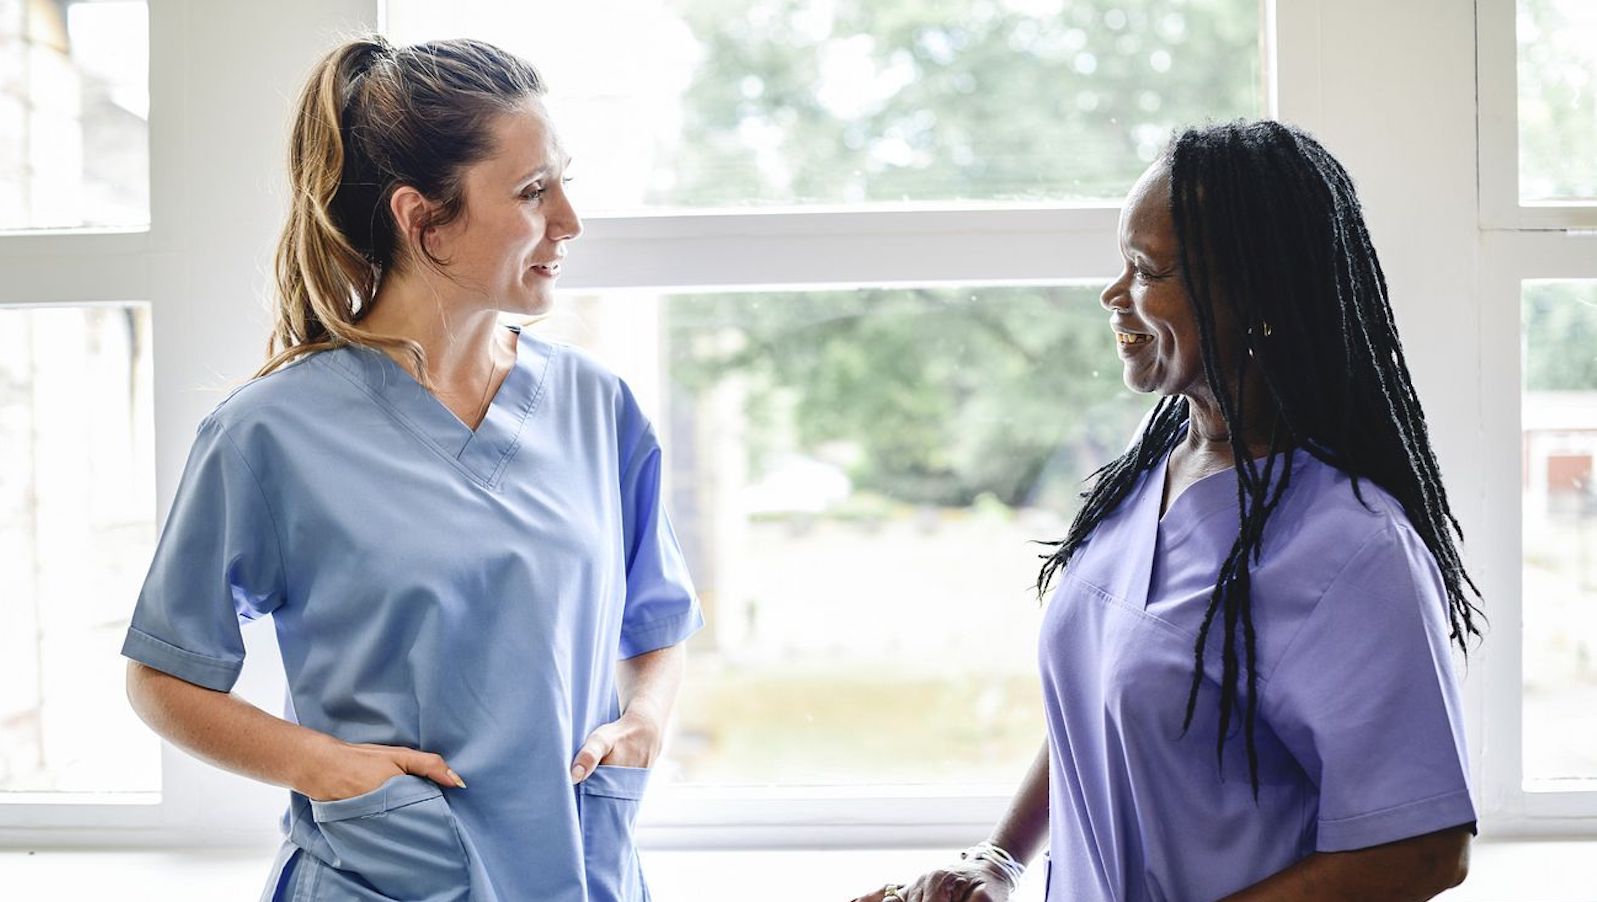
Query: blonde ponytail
258 36 545 381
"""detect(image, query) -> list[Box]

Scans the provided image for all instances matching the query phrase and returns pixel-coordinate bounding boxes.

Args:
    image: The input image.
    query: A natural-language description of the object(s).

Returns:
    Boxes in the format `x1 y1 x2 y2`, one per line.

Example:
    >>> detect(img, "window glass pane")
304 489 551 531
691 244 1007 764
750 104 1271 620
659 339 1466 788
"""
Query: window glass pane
1518 0 1597 202
0 303 159 794
0 0 149 230
1521 280 1597 786
386 0 1262 211
529 286 1146 785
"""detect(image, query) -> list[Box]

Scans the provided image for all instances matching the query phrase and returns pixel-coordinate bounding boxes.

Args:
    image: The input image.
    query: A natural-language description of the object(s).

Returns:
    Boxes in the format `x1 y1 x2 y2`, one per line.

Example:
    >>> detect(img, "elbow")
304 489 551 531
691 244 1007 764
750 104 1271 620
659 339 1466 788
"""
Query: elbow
1447 848 1470 890
125 659 143 698
125 660 148 713
1435 827 1473 893
125 659 162 723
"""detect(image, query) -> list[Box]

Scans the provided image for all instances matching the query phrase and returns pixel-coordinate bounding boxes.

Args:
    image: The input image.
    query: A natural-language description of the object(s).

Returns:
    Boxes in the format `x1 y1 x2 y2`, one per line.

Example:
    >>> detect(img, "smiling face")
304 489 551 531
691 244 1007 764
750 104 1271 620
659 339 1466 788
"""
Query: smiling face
419 96 581 316
1101 160 1241 402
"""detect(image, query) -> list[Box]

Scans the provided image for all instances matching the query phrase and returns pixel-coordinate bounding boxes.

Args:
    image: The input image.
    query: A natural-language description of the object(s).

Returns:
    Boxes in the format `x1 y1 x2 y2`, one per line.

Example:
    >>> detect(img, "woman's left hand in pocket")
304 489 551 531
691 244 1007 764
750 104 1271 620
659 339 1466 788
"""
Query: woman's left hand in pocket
570 703 663 782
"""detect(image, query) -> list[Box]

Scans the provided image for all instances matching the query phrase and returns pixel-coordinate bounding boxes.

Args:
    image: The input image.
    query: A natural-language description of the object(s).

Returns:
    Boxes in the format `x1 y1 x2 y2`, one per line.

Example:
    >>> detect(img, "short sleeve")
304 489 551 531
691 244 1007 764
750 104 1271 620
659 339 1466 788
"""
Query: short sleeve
1261 522 1477 852
616 422 703 659
120 415 286 692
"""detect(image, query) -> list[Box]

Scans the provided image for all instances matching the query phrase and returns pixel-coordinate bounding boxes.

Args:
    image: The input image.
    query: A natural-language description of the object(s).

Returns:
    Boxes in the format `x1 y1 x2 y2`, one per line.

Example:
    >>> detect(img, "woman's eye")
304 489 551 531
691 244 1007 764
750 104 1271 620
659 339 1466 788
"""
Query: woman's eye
521 187 545 201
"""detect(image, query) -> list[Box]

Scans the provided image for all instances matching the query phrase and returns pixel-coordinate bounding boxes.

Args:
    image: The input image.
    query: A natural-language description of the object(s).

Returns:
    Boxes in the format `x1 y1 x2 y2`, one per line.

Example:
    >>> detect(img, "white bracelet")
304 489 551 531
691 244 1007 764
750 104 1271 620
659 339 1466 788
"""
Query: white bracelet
959 840 1026 889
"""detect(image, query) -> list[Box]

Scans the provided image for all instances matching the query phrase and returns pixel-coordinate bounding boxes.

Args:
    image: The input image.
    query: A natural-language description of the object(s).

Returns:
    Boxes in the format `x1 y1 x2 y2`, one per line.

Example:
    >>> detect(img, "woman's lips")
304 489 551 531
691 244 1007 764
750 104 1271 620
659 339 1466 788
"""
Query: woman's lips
1114 330 1153 358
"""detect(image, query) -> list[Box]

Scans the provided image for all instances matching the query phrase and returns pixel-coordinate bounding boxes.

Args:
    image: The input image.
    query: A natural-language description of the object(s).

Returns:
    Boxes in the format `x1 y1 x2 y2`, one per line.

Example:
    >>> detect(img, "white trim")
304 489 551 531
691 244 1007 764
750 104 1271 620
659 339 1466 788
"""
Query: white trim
566 206 1121 292
0 232 152 305
1483 229 1597 275
1478 230 1529 834
1267 0 1322 124
1478 0 1521 229
638 788 1010 850
1500 208 1597 231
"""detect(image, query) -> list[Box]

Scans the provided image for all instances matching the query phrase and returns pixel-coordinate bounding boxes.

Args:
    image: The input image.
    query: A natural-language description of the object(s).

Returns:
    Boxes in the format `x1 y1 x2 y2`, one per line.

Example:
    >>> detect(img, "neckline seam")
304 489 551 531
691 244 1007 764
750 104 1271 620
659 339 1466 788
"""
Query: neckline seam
316 348 502 491
478 338 556 488
1155 448 1310 546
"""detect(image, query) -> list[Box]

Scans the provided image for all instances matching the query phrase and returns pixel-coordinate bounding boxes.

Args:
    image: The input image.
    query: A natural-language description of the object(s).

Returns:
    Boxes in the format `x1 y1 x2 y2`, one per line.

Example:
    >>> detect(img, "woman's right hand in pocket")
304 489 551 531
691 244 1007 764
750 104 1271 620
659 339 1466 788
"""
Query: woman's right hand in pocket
297 736 467 802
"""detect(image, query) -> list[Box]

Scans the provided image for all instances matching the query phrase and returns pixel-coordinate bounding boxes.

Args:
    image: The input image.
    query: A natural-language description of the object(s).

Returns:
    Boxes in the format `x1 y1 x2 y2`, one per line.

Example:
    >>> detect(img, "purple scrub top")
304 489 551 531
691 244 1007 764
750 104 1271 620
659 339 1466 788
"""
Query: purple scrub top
1038 433 1475 900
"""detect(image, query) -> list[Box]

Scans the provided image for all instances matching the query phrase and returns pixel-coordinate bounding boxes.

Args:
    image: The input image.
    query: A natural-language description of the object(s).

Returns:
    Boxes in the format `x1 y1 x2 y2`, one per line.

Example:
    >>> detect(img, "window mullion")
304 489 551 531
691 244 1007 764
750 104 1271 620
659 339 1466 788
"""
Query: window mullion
567 207 1121 291
0 234 152 306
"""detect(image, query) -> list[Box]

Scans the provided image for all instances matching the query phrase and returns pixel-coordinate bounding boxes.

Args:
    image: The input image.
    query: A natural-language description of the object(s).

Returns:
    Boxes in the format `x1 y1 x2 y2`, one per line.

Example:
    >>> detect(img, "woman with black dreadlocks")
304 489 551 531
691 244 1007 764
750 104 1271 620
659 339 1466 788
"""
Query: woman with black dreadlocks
853 121 1479 902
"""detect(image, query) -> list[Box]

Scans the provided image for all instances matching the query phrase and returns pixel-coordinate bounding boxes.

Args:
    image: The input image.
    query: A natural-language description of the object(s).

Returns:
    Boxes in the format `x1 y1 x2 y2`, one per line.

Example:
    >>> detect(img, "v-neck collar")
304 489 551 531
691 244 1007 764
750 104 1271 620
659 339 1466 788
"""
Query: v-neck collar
1098 456 1166 609
318 325 555 489
1106 426 1305 609
1154 447 1242 540
1154 426 1306 532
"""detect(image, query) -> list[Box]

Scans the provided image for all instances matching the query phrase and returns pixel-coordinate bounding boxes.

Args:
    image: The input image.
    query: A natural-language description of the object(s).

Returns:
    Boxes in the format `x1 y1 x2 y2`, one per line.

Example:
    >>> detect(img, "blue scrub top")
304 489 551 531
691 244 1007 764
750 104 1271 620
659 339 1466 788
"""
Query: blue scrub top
1039 433 1475 900
122 327 703 902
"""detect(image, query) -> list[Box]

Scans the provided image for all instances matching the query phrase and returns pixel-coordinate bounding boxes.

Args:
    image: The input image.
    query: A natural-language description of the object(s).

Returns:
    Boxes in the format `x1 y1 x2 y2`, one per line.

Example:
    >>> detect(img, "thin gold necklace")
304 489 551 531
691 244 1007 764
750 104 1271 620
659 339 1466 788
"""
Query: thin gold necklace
470 330 508 428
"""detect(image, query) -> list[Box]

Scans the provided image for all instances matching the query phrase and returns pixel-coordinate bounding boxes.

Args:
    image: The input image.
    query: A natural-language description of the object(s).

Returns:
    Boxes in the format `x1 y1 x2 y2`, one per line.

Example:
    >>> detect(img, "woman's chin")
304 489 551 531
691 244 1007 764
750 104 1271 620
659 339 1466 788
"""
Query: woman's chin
1121 368 1159 395
504 291 555 318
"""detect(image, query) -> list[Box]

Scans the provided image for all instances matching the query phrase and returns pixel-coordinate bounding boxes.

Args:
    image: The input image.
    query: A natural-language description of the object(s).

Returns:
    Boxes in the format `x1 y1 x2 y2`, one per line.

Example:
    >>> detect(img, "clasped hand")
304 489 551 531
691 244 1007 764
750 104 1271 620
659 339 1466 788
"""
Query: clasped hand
848 858 1015 902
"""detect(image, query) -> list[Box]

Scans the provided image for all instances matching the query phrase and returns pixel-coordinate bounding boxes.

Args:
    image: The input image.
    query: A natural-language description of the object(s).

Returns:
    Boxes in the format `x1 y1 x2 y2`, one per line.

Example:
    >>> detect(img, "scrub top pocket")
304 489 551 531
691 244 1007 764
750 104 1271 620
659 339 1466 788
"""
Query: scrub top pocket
578 765 651 902
308 774 472 902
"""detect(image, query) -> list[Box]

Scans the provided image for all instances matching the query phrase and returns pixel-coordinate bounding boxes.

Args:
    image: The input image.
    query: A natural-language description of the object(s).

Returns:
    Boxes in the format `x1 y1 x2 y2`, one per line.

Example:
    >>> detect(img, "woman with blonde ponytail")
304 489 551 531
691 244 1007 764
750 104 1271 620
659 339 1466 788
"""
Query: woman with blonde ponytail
121 35 700 902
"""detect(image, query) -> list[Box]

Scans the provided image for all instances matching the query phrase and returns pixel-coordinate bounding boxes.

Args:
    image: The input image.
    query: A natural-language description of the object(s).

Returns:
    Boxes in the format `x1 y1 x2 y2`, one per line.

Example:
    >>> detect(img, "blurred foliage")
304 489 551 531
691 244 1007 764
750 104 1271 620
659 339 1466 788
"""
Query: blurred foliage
654 0 1260 205
1525 283 1597 392
666 286 1147 507
1518 0 1597 200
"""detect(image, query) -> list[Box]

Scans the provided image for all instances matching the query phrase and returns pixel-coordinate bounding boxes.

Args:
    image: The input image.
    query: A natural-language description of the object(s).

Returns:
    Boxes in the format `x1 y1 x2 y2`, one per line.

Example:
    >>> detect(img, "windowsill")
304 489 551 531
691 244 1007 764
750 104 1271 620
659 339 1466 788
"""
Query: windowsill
1 838 1593 900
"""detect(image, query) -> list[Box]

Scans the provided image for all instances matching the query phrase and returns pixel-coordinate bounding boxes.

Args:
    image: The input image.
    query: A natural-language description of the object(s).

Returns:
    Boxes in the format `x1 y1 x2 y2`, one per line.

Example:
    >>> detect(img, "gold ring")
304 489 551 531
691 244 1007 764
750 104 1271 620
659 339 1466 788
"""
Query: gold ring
882 884 906 902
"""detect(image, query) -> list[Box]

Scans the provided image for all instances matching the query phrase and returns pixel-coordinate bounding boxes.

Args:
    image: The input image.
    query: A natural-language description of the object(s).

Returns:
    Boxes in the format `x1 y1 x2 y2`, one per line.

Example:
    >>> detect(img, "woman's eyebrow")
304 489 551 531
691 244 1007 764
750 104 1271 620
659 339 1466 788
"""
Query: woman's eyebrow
515 165 552 184
514 155 574 185
1126 233 1173 263
1120 236 1155 261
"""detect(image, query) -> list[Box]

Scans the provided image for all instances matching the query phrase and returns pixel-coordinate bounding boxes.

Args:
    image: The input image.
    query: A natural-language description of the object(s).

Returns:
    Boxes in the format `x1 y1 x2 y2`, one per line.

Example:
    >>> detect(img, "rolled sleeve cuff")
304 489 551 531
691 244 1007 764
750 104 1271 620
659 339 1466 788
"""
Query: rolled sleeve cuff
121 627 242 693
618 606 704 659
1316 788 1478 852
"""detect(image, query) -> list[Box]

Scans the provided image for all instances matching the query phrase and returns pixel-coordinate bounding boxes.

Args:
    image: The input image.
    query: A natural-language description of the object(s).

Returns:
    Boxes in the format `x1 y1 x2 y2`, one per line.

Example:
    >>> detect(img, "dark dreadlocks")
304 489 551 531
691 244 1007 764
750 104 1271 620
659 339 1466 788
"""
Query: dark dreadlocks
1036 120 1484 795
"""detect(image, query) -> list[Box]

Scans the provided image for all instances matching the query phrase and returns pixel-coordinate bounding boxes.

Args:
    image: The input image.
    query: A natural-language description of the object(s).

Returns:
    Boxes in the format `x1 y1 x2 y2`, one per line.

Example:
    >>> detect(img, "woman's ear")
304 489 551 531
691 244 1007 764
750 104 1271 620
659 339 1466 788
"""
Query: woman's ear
388 185 432 264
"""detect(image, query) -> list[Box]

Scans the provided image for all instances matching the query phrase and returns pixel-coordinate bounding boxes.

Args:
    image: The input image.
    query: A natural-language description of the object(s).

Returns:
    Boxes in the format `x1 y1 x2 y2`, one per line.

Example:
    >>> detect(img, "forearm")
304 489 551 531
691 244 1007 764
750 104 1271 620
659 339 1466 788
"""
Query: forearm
125 660 333 794
988 741 1052 865
616 641 687 730
1221 826 1472 901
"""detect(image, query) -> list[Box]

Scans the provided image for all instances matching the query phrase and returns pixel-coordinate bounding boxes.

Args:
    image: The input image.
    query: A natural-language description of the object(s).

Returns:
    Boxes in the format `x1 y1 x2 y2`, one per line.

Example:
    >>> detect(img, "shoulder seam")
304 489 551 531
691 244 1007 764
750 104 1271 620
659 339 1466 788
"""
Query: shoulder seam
1258 520 1396 687
209 353 323 416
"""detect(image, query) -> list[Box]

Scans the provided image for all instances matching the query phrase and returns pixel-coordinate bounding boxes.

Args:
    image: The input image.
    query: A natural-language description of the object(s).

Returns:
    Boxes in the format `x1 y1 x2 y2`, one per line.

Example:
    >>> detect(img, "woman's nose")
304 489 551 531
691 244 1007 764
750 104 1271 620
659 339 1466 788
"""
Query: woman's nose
1101 274 1130 311
549 191 582 242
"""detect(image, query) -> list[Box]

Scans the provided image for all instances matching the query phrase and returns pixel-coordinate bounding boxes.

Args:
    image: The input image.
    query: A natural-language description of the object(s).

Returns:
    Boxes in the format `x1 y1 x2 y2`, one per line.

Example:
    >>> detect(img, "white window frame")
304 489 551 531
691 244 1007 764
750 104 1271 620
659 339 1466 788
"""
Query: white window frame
1477 0 1597 230
0 0 390 848
1477 230 1597 834
5 0 1590 850
1474 0 1597 833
